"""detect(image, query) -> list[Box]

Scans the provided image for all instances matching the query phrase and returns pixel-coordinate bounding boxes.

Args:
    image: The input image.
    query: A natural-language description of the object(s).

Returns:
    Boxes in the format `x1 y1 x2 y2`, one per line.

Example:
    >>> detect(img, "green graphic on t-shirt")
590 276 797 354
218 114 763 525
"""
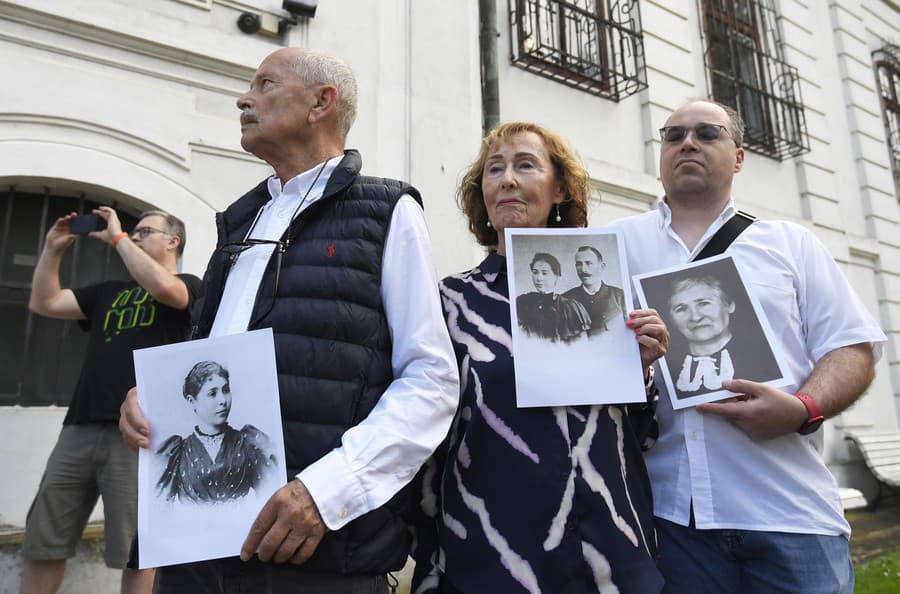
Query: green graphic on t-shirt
103 286 157 340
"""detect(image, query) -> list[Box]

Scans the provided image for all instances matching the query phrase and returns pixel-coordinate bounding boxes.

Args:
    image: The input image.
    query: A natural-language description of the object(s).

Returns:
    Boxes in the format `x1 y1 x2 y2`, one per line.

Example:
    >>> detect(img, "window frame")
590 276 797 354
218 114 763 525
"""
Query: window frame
873 45 900 198
0 186 141 407
699 0 810 160
509 0 648 102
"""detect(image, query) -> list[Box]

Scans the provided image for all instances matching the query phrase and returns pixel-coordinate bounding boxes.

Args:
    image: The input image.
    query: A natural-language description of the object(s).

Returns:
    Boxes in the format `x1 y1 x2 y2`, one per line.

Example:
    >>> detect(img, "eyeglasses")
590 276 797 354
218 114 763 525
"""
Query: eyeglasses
131 226 173 239
659 123 736 145
219 238 288 322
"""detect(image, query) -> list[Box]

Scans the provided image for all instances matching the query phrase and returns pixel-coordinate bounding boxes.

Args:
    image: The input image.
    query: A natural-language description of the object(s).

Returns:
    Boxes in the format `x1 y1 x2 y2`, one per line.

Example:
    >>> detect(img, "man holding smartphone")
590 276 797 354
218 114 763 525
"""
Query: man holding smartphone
21 207 201 594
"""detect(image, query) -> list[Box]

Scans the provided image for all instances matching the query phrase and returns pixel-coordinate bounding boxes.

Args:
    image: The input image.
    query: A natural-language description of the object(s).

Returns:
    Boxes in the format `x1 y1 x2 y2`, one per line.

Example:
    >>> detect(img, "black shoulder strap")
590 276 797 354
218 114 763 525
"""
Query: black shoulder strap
693 210 756 261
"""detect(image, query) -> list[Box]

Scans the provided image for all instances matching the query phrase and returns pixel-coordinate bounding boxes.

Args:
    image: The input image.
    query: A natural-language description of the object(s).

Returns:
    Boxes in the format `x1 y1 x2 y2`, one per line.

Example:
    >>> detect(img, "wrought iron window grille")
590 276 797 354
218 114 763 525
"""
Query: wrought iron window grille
873 43 900 197
700 0 810 160
509 0 648 102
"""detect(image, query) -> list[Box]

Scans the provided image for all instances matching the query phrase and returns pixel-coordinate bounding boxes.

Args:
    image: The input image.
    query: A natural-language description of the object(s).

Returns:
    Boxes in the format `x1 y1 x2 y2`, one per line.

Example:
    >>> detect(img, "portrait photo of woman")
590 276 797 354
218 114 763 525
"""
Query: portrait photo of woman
634 255 787 408
516 252 591 343
665 273 781 399
155 361 279 504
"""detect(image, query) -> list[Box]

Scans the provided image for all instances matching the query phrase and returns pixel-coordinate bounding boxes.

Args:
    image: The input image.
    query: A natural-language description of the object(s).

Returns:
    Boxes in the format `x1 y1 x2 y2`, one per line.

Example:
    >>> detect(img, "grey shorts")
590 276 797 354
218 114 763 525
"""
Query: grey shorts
23 424 138 569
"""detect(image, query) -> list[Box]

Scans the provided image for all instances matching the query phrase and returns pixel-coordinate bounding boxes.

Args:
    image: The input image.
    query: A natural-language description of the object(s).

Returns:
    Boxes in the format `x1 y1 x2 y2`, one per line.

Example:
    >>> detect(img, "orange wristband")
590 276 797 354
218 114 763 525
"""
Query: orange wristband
111 232 129 248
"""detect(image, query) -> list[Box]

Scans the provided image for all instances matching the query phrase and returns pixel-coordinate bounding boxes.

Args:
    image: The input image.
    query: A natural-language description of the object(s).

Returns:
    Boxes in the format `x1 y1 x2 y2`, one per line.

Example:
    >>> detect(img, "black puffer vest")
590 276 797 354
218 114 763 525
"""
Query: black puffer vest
192 150 422 573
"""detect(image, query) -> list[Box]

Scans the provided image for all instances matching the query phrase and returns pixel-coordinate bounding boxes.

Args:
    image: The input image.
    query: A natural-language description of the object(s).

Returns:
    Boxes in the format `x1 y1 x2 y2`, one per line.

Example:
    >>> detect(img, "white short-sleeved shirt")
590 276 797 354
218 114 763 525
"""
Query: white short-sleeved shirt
608 199 886 537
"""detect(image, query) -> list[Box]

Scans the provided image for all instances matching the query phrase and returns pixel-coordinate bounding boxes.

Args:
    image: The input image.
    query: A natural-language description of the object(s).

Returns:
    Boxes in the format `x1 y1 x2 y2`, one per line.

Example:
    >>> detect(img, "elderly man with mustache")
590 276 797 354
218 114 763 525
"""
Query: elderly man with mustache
119 47 459 593
563 245 627 337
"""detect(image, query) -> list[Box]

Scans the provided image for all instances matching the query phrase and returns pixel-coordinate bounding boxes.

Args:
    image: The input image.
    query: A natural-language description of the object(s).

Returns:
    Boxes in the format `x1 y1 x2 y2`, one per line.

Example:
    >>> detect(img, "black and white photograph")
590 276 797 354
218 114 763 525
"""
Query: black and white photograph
154 360 278 504
506 228 646 407
134 328 286 568
633 255 790 409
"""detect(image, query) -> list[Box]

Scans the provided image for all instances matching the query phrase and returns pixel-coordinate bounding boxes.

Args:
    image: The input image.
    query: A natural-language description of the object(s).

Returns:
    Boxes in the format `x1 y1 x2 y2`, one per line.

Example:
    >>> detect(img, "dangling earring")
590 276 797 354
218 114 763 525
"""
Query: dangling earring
486 220 492 228
554 203 562 223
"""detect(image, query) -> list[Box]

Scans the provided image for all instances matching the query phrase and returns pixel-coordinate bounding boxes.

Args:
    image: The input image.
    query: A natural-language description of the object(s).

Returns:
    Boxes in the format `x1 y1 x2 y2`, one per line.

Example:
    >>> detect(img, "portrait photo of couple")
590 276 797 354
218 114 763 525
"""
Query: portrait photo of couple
634 255 790 408
506 229 647 408
512 238 628 344
133 328 286 568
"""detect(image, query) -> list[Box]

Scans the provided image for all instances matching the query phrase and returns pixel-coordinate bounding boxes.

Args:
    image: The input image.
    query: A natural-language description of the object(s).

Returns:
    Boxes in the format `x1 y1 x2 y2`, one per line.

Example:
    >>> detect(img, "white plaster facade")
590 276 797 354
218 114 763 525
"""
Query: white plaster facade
0 0 898 581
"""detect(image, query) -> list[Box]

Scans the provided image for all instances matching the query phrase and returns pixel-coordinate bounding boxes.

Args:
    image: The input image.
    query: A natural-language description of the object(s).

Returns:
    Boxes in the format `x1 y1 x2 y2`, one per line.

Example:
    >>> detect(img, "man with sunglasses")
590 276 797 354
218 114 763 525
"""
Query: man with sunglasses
610 100 885 593
119 47 459 593
23 207 201 594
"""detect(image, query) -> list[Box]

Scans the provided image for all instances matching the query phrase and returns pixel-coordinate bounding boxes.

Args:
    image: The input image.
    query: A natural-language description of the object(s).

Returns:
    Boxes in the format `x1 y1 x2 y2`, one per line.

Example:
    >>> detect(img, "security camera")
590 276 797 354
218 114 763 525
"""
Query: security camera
237 12 261 34
282 0 317 19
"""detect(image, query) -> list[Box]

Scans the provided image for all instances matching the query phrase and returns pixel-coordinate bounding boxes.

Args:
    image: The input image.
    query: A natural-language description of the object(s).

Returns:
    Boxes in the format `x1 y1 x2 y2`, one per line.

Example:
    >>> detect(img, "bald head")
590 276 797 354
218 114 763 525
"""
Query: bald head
664 100 744 148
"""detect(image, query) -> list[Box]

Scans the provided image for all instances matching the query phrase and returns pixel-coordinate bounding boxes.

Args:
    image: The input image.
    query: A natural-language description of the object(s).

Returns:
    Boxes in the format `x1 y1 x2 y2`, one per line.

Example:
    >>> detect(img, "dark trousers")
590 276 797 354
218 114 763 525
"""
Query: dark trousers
154 557 388 594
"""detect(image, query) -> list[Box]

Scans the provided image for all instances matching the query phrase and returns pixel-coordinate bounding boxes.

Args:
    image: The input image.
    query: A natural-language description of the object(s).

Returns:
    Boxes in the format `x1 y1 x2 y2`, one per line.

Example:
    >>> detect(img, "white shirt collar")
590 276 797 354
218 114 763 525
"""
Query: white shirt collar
266 155 342 202
655 195 737 231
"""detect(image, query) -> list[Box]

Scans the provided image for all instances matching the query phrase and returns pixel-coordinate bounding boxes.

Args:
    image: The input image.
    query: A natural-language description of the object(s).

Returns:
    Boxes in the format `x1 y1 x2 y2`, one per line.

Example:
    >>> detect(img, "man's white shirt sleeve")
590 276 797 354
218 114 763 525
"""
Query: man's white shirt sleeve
797 229 885 362
297 195 460 530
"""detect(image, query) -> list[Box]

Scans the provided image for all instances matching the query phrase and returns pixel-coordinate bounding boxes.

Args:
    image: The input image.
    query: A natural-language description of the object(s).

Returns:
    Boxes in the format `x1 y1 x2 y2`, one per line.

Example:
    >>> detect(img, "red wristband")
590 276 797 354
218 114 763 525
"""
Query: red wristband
795 391 825 435
111 232 129 248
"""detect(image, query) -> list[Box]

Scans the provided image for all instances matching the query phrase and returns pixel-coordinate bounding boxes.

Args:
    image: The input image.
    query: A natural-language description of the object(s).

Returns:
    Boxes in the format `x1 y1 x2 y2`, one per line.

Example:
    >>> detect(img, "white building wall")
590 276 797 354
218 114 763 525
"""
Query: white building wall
0 0 898 538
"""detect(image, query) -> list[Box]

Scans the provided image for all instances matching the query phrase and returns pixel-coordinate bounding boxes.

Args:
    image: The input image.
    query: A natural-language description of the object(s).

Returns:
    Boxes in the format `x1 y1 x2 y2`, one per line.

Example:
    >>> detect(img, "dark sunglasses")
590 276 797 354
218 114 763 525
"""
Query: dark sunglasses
218 238 288 322
659 123 735 145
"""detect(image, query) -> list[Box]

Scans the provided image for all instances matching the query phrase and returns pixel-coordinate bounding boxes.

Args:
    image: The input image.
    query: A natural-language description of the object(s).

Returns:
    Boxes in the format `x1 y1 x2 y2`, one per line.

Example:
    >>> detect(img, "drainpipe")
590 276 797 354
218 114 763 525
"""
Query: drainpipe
479 0 500 135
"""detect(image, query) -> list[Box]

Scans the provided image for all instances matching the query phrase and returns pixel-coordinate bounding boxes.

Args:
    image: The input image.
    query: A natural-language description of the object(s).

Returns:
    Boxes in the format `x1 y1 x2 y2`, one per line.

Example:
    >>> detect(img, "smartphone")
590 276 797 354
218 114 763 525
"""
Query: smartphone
69 214 107 235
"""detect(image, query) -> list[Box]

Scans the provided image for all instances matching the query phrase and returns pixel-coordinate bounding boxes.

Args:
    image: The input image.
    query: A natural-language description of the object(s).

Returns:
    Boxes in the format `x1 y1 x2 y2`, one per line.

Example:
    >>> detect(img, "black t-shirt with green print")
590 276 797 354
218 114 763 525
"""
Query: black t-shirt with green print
65 274 201 425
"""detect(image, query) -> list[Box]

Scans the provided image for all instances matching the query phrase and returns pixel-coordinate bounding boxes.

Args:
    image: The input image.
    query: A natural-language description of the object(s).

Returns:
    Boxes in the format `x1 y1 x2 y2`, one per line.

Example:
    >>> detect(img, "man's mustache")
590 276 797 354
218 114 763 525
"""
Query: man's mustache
240 110 260 125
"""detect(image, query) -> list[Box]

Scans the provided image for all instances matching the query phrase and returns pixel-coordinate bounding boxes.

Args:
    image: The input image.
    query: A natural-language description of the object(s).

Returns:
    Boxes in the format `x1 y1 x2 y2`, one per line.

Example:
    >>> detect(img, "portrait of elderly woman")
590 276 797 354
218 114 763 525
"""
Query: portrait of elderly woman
516 251 591 342
155 361 278 504
410 121 669 594
665 273 780 399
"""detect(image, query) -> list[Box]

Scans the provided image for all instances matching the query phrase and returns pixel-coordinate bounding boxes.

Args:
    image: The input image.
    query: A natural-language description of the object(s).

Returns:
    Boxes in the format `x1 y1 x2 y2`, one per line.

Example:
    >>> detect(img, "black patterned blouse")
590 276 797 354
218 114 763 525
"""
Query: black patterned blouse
156 424 277 504
516 291 591 343
411 253 662 594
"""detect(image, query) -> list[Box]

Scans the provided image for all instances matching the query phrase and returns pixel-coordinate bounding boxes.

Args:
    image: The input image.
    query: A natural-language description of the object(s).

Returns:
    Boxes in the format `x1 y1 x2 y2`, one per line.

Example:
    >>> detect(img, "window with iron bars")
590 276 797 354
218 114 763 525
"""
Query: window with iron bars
0 187 139 406
509 0 647 102
700 0 809 160
873 44 900 198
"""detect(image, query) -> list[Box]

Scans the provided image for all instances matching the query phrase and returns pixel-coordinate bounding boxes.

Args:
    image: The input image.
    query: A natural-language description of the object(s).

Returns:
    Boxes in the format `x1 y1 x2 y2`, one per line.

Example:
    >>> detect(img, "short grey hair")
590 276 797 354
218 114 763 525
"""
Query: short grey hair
289 49 358 139
714 101 745 148
668 275 734 310
140 210 186 256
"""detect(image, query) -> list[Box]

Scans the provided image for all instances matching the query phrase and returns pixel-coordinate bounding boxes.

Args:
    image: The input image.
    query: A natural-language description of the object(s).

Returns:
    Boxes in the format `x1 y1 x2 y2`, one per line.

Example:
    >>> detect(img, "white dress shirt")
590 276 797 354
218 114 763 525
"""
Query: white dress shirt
210 156 459 530
609 199 886 537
